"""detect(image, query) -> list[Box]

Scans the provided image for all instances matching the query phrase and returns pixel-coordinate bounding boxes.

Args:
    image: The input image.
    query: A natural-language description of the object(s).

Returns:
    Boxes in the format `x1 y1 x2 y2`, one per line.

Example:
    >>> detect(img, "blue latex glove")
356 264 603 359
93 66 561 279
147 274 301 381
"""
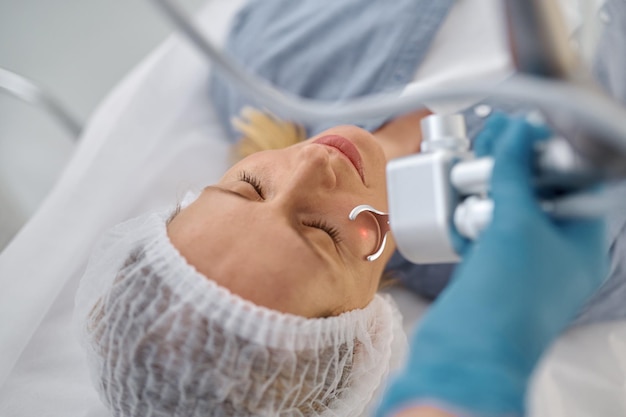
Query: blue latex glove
377 114 607 416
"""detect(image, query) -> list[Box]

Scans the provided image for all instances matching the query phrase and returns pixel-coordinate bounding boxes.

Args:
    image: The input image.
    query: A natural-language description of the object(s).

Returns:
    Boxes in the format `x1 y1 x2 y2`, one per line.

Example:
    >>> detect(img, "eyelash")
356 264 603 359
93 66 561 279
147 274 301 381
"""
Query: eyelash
304 219 342 244
239 171 340 243
239 171 265 199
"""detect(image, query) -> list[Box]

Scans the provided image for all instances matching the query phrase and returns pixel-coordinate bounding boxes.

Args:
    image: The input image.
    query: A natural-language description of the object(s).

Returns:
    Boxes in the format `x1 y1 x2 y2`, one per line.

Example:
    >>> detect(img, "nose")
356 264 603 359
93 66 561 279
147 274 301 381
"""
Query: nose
277 144 337 207
291 144 338 188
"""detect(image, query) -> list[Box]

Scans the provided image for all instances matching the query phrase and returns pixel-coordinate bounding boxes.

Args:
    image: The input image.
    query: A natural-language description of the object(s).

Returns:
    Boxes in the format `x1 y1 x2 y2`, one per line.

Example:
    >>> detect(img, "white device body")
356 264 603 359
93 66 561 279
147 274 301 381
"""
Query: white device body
386 113 600 265
387 150 467 264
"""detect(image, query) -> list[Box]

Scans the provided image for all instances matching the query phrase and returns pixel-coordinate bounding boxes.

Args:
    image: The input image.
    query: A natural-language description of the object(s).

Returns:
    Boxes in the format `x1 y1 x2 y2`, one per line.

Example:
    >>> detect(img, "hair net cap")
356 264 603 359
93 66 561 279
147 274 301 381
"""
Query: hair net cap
74 193 407 417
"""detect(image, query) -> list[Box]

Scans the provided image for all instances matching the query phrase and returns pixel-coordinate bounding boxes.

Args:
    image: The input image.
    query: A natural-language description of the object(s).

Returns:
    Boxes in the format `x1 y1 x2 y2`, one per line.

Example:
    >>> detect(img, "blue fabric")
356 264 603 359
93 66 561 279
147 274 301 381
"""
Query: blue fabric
209 0 626 326
210 0 456 141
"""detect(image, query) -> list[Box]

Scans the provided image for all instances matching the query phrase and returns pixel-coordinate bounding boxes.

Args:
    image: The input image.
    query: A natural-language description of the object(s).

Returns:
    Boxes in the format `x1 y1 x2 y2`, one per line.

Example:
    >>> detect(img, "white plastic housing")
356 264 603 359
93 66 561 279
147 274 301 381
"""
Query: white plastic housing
450 157 494 195
453 196 494 240
387 151 463 264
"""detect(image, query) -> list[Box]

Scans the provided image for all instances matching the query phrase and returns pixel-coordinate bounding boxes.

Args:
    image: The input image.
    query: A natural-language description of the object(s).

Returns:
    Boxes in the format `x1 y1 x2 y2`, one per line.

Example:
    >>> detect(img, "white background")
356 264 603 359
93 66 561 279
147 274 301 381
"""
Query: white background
0 0 204 249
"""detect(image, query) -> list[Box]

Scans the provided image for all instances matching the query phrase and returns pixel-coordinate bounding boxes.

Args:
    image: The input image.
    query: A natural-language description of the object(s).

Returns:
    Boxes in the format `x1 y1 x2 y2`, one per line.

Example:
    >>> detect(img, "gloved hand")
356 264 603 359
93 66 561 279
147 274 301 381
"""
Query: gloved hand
377 114 607 416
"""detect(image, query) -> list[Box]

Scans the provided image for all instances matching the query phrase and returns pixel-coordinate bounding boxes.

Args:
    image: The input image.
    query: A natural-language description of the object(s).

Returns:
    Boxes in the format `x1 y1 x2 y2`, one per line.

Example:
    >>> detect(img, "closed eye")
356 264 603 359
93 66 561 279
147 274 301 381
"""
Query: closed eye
238 171 341 244
239 171 265 199
304 219 342 244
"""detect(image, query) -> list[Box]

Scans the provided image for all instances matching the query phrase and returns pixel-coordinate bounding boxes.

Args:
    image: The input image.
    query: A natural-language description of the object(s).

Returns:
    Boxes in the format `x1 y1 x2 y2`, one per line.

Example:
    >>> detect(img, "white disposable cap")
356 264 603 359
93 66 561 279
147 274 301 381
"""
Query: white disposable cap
74 193 407 417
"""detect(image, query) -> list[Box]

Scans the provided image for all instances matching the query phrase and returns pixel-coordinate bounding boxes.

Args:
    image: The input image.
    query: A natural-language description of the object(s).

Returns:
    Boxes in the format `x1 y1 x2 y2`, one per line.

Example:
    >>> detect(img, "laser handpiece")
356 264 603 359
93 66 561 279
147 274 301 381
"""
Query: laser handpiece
386 113 604 264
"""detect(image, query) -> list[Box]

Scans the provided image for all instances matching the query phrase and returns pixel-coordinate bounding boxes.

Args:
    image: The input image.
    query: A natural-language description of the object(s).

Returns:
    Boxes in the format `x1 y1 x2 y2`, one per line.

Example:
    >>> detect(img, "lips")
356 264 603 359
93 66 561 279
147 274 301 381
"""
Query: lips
312 135 365 183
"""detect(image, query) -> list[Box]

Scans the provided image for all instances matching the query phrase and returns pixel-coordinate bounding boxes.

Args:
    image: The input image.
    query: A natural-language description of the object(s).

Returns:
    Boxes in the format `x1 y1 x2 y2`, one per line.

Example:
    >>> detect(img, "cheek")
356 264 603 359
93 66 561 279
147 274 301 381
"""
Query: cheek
357 225 379 254
346 261 384 311
347 213 383 261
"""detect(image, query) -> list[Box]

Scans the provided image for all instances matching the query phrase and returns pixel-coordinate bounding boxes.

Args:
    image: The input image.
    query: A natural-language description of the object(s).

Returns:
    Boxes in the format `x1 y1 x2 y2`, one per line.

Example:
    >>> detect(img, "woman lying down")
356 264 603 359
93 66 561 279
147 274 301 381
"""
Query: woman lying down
75 0 626 414
75 2 436 413
73 109 432 417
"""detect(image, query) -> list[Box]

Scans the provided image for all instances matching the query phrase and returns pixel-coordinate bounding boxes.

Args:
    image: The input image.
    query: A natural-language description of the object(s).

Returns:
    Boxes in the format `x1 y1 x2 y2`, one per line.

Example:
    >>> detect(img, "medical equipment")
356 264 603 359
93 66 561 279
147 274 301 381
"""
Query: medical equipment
387 112 608 264
503 0 626 176
348 204 391 262
76 192 406 417
0 66 83 138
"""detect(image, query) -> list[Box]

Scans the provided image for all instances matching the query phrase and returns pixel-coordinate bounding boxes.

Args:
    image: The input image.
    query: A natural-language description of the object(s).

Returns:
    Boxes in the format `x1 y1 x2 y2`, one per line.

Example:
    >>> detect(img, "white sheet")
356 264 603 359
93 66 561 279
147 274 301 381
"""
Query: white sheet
0 1 242 414
0 1 624 415
530 320 626 416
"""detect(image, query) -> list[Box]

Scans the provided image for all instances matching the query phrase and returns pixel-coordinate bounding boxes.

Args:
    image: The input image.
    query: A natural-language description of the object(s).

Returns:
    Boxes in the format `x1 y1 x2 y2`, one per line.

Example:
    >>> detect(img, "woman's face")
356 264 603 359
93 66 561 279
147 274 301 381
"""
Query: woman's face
167 125 392 318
